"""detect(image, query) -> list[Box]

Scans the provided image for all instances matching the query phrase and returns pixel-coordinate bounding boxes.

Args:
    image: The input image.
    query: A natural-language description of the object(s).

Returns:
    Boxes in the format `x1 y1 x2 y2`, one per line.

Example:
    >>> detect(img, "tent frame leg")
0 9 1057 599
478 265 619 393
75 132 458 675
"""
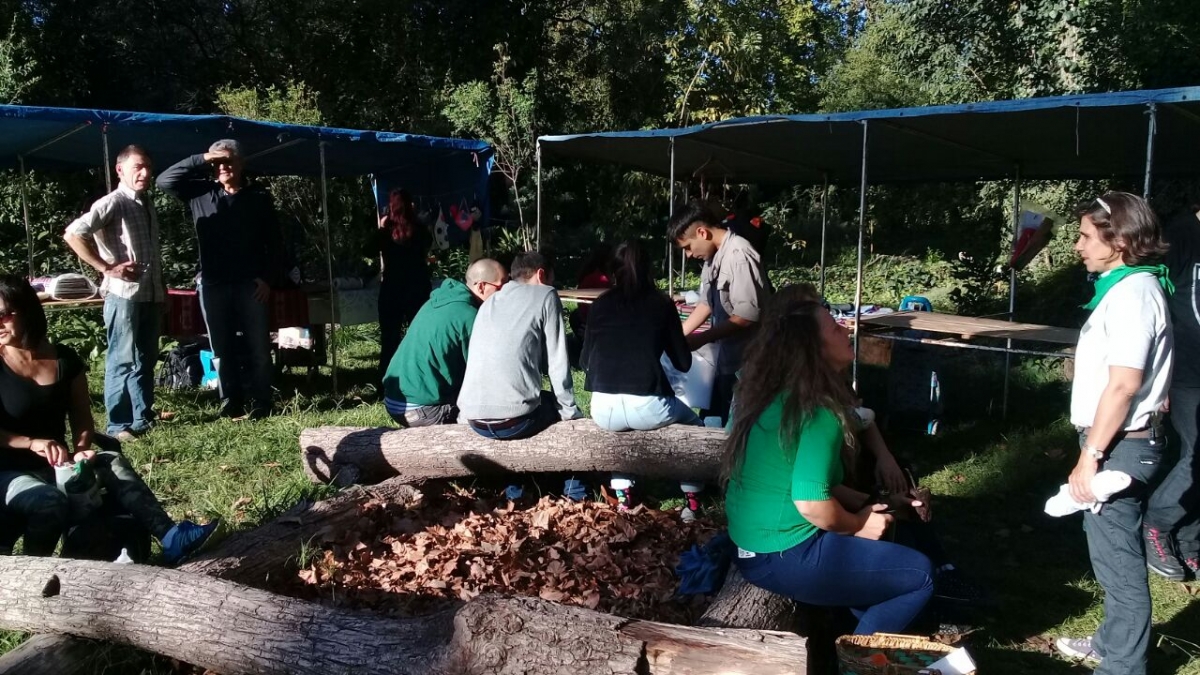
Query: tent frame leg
1003 167 1021 419
819 174 829 297
852 121 869 392
1143 102 1158 199
319 142 339 398
668 138 676 298
535 141 542 250
18 156 34 279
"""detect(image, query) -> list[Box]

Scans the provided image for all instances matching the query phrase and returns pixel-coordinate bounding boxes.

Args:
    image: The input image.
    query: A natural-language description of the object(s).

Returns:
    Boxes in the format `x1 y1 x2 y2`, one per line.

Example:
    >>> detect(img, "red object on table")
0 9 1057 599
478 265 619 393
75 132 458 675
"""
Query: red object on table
166 288 311 338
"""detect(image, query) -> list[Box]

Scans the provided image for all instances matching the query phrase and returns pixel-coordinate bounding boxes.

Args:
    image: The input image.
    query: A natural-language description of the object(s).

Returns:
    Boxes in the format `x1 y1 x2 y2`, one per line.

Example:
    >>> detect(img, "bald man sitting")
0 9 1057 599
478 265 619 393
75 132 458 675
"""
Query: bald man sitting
382 258 509 427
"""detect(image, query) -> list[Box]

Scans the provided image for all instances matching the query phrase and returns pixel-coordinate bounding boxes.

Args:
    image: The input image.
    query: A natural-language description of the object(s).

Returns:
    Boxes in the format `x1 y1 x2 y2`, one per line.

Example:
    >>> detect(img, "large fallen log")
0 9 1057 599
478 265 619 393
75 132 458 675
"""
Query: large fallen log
0 557 807 675
301 421 727 487
0 634 97 675
180 478 421 588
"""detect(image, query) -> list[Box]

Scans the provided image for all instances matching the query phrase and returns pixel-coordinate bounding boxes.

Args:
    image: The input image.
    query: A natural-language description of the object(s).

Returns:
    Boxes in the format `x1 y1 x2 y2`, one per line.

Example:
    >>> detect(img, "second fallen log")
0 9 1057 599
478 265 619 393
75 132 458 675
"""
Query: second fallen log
301 420 728 486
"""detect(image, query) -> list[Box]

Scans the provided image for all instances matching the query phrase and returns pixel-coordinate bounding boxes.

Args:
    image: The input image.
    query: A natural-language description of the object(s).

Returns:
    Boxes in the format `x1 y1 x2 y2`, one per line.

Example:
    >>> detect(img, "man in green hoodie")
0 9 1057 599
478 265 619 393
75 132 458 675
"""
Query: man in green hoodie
383 258 507 427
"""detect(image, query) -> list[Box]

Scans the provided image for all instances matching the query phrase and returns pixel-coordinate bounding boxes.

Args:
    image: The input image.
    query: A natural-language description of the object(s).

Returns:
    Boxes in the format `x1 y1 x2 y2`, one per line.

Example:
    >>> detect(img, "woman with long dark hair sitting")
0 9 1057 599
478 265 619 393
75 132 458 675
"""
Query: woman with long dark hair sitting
0 275 216 562
722 286 934 634
581 239 699 508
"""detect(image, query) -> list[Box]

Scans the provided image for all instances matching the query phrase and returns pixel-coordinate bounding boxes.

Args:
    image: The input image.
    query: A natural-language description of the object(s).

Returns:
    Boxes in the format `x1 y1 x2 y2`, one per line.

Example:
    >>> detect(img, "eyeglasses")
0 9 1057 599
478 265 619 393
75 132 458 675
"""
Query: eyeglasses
0 309 16 322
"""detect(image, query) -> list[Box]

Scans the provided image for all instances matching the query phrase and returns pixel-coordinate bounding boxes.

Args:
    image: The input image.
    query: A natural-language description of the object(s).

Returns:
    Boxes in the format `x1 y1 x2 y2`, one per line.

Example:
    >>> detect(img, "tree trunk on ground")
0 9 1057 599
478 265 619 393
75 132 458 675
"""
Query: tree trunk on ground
0 634 97 675
697 569 839 674
0 557 808 675
179 479 421 588
697 568 801 633
301 421 727 487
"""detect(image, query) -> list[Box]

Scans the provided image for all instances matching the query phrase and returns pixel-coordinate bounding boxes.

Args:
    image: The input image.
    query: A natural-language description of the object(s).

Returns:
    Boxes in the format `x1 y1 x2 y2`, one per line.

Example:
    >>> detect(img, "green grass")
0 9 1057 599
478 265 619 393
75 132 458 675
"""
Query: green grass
3 324 1199 674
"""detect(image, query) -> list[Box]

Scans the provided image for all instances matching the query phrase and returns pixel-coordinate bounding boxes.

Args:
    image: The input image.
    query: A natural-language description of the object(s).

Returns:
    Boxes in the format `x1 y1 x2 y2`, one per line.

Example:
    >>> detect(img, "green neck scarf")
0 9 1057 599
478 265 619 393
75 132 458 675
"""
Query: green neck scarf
1082 264 1175 310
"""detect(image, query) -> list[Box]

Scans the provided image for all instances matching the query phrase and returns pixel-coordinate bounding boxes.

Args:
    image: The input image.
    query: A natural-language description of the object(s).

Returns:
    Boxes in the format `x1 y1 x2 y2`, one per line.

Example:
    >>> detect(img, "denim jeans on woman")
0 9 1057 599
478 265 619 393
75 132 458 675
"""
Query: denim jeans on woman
0 447 176 556
590 392 701 431
1082 433 1164 675
735 530 934 635
103 296 162 435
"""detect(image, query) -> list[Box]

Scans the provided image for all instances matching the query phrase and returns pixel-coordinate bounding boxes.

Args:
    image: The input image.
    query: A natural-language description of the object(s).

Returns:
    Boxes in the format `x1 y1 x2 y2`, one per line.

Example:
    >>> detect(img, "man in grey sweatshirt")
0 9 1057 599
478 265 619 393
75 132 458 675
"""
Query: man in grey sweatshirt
458 251 580 439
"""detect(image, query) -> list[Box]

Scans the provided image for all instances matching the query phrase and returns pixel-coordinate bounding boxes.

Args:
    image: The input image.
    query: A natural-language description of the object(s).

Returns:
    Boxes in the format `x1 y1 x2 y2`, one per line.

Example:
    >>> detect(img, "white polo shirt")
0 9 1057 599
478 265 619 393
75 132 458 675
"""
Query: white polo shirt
1070 271 1174 430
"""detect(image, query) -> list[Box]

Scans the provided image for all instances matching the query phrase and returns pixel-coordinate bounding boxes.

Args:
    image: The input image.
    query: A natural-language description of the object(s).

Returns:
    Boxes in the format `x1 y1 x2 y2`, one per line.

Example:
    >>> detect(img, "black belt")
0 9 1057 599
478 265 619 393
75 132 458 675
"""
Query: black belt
1077 425 1161 440
469 415 529 431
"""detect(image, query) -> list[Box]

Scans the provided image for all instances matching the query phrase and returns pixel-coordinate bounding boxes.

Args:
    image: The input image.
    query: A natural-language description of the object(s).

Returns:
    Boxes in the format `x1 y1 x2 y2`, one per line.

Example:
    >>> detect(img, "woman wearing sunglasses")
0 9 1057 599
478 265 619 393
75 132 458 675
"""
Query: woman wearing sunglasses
0 275 216 562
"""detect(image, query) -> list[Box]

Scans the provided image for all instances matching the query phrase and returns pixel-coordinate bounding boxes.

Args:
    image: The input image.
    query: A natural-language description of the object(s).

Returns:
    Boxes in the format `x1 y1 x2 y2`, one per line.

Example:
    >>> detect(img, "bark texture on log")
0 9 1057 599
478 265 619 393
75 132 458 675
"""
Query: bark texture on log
301 421 727 487
179 479 421 588
0 634 97 675
0 557 807 675
697 567 801 632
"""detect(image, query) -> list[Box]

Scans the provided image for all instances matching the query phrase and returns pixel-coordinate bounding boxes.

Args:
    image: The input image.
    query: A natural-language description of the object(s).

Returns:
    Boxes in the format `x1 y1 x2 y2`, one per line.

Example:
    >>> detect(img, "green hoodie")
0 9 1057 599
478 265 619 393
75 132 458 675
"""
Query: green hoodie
383 278 478 407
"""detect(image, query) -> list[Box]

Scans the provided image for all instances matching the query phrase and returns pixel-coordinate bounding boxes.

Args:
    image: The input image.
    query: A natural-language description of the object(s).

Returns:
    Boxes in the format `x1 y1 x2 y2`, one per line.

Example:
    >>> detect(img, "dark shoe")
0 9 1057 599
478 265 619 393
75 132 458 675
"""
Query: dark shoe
1145 526 1187 581
218 401 245 419
934 567 985 604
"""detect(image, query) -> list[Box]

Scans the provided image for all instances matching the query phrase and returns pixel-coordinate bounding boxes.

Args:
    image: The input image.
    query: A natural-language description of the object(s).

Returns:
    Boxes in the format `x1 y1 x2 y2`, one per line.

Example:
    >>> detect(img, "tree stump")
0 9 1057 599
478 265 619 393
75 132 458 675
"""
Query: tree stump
301 421 727 487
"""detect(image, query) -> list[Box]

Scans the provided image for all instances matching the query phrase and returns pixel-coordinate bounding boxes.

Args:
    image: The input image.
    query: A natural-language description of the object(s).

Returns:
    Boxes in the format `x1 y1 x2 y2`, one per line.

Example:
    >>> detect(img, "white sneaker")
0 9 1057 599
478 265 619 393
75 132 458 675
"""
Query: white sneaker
1054 636 1101 664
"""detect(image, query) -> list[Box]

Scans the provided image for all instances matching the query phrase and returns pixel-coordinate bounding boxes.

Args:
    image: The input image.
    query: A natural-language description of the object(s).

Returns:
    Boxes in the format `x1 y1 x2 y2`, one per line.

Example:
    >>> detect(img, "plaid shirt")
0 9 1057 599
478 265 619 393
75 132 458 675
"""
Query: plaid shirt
65 184 164 302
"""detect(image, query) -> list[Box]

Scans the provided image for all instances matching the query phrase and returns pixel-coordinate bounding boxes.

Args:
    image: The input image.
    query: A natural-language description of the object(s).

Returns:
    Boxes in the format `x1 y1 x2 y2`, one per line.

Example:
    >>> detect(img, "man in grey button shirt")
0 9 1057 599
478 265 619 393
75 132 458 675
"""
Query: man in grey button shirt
671 200 772 423
64 145 165 441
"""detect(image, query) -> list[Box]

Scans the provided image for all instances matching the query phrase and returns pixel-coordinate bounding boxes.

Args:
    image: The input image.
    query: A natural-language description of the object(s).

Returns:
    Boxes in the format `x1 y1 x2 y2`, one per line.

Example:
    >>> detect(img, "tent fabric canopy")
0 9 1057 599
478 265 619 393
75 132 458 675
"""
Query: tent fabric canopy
539 87 1200 185
0 105 493 197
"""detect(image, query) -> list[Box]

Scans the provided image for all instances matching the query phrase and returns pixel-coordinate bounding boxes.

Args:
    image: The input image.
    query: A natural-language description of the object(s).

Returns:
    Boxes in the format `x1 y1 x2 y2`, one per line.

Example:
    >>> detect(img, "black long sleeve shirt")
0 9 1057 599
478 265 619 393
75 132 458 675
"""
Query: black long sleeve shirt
157 154 283 285
581 289 692 397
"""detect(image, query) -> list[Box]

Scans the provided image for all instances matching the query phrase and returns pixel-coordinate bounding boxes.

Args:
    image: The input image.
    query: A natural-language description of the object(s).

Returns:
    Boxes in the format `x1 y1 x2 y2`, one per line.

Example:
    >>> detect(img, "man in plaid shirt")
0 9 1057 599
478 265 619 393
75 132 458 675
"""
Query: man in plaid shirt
64 144 165 441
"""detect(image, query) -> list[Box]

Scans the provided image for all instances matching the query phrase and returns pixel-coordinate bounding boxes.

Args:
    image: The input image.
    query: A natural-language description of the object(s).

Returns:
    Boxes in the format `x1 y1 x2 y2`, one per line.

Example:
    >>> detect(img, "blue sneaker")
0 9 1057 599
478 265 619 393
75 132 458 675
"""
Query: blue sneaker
161 520 219 565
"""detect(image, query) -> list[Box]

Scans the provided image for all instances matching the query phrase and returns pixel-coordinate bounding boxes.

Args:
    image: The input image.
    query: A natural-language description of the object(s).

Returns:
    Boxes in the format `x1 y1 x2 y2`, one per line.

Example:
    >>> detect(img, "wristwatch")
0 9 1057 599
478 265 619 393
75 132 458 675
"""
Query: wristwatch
1084 444 1105 460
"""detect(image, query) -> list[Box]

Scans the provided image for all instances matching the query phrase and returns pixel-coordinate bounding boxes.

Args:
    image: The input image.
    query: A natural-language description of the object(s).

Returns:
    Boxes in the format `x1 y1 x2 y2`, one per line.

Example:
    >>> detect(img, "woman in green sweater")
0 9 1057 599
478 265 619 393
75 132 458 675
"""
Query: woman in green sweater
723 287 934 635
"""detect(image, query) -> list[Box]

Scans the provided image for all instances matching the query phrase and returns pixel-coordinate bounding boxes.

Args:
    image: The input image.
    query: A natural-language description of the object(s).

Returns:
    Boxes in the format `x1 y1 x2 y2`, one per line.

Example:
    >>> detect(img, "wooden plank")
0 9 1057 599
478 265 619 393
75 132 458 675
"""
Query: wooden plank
856 311 1079 345
558 288 685 304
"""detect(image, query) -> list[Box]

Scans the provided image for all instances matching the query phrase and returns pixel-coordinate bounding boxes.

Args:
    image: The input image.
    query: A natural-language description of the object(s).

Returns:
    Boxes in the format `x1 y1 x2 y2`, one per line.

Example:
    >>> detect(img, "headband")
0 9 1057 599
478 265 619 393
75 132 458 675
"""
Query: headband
1096 197 1112 214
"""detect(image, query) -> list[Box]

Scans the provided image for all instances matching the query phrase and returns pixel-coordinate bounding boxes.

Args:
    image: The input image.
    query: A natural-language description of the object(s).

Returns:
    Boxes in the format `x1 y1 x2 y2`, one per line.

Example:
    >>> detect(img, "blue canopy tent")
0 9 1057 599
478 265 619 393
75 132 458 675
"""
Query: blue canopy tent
1 104 494 393
537 86 1200 410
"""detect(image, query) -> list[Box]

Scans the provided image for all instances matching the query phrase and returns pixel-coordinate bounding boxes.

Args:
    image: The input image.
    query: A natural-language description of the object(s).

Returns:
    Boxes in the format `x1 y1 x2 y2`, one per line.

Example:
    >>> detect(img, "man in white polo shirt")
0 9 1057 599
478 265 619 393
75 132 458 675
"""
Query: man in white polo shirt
1054 192 1173 675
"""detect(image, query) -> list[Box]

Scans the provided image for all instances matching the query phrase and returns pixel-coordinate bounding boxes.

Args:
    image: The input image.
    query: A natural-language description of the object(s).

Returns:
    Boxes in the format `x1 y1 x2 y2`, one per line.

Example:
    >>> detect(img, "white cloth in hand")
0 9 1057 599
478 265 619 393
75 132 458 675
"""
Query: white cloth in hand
1044 470 1132 517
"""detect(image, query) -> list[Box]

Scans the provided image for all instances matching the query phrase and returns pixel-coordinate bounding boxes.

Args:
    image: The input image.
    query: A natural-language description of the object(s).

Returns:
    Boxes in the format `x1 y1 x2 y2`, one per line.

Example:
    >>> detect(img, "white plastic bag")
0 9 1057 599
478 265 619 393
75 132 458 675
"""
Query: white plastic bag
661 342 720 410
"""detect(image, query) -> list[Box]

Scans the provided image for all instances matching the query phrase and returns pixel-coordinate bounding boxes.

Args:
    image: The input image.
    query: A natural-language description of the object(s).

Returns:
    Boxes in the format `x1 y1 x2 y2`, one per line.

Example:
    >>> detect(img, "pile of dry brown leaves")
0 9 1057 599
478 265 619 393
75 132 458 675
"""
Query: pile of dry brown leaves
285 487 721 623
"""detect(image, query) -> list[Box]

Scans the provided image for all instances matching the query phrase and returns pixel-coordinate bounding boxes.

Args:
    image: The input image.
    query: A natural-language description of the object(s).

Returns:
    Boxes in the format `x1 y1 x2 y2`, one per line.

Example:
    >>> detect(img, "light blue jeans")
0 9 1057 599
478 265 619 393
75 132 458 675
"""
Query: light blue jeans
104 296 162 435
589 392 701 431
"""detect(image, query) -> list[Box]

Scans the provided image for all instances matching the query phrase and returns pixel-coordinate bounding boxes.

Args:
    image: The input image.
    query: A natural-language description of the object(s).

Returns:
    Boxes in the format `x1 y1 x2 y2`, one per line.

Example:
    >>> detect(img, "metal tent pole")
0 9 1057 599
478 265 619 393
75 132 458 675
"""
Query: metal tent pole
1003 167 1021 419
319 142 339 397
668 138 676 298
1144 103 1158 199
102 126 113 192
18 155 34 278
535 140 542 250
819 174 829 297
852 121 869 391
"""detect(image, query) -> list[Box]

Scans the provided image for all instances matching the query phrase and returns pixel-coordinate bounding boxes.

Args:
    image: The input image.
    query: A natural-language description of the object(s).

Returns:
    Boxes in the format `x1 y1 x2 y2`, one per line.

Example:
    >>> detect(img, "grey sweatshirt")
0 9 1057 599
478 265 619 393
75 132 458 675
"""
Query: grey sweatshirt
457 281 579 421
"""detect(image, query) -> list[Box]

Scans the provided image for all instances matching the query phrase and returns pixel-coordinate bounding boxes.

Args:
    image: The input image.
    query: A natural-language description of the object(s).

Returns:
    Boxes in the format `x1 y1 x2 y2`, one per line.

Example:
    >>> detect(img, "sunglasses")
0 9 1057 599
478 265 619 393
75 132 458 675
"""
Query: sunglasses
0 309 16 321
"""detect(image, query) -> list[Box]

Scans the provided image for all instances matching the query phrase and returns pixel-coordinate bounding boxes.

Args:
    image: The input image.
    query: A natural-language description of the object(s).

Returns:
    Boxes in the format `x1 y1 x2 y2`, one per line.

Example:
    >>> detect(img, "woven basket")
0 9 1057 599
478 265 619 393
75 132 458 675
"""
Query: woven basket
836 633 968 675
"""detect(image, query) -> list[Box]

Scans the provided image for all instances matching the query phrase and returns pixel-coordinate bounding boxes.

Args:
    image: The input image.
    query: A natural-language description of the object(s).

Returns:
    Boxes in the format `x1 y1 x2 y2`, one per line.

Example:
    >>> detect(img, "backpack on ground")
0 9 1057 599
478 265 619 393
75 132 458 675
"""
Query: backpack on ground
156 341 204 389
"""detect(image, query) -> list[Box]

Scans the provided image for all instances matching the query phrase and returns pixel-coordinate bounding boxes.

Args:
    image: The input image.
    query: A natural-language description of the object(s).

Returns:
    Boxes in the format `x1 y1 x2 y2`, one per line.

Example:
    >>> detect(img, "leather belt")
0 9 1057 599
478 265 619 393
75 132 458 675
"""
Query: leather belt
1076 425 1161 440
469 416 528 431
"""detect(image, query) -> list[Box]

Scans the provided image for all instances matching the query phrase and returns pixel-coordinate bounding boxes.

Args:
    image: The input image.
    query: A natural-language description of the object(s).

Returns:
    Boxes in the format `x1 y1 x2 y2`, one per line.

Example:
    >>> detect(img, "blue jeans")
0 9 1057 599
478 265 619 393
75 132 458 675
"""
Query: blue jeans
1083 434 1164 675
468 391 560 440
103 296 162 434
590 392 701 431
735 531 934 635
199 281 272 411
0 469 67 556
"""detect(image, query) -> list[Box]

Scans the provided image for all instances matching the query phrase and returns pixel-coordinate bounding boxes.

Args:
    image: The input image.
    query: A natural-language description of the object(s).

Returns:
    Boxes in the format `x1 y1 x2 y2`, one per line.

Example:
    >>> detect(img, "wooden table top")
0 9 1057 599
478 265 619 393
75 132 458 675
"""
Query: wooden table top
557 288 686 304
855 310 1079 345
